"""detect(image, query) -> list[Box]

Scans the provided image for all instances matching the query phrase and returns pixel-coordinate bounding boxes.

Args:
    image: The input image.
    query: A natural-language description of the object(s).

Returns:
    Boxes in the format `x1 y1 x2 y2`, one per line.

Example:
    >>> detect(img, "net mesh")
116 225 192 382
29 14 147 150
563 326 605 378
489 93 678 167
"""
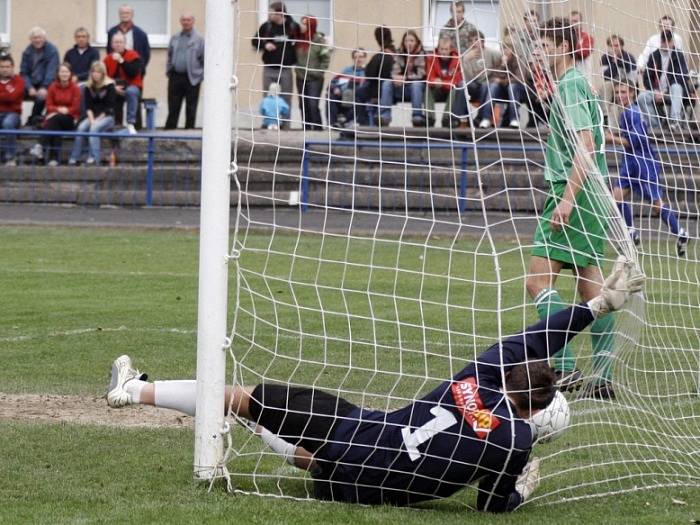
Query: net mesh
222 0 700 507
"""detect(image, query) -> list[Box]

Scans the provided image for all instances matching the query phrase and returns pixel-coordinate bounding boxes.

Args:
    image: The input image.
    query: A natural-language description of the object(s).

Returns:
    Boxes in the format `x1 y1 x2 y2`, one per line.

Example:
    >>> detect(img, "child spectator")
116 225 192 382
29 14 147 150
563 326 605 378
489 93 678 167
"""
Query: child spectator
104 32 143 134
295 15 331 130
0 54 24 166
381 30 427 127
364 26 395 126
20 27 59 127
525 39 553 127
70 61 116 165
605 79 689 255
425 37 465 128
499 37 527 128
461 30 502 128
601 34 636 129
259 82 290 130
327 48 367 128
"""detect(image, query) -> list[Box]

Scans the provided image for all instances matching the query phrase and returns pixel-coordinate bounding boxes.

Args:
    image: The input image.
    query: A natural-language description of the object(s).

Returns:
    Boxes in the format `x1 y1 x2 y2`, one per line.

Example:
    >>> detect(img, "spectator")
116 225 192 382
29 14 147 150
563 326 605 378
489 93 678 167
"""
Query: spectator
63 27 100 84
639 30 696 131
259 82 289 129
570 11 594 82
425 37 466 128
295 15 331 130
510 9 541 68
461 30 502 128
638 15 684 73
381 30 427 127
165 13 205 130
438 1 477 54
69 61 116 165
601 35 636 128
526 39 553 127
20 27 59 127
107 4 151 76
252 2 300 124
364 26 395 126
104 32 143 134
327 48 368 128
499 37 527 128
30 63 80 166
0 54 24 166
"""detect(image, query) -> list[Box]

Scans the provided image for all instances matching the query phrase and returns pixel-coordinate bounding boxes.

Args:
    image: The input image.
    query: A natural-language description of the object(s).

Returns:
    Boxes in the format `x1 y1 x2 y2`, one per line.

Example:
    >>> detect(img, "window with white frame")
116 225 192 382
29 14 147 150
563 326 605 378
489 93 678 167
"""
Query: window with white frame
257 0 334 43
96 0 171 47
0 0 10 46
422 0 500 49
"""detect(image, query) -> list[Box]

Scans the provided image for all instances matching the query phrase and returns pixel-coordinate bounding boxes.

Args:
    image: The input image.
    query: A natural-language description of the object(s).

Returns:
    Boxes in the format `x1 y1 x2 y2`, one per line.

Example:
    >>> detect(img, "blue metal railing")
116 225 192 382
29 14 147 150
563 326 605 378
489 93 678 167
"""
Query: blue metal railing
0 128 201 206
301 139 700 213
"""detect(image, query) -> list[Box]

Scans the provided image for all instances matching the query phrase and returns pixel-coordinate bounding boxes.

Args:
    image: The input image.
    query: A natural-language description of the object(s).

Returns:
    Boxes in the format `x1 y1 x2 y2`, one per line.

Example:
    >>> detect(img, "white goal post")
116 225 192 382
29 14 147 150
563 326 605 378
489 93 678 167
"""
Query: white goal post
193 0 236 481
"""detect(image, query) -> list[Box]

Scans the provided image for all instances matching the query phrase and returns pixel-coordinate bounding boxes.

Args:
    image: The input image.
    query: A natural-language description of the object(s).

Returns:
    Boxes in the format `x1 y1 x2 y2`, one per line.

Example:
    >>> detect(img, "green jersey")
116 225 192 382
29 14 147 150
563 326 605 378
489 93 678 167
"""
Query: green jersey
544 67 607 182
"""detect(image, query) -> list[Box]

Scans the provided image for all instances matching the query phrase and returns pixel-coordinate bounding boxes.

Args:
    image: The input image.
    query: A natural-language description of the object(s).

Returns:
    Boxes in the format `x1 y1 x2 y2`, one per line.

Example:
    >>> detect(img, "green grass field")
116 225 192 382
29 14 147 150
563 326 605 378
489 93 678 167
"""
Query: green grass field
1 226 699 524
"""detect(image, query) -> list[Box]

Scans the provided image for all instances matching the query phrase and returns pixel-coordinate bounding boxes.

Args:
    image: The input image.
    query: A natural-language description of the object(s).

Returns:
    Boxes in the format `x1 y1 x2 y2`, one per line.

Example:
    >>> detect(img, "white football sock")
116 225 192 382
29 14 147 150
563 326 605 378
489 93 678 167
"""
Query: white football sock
125 378 149 404
154 380 197 416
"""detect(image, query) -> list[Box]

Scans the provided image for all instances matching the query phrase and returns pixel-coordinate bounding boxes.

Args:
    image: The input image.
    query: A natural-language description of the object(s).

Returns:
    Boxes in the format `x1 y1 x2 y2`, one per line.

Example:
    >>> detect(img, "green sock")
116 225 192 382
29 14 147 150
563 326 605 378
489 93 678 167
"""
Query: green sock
590 313 616 383
534 288 576 373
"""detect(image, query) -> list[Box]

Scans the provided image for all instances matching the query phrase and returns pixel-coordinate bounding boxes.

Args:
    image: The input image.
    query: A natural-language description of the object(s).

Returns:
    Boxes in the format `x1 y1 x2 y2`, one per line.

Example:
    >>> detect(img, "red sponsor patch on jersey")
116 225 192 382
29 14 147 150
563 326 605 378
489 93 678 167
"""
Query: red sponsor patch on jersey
450 377 500 439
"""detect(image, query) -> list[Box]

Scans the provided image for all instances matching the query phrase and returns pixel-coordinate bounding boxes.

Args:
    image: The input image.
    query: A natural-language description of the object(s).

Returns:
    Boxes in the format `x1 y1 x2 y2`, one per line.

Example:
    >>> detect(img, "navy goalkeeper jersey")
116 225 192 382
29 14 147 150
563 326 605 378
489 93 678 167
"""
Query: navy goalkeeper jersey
315 304 594 511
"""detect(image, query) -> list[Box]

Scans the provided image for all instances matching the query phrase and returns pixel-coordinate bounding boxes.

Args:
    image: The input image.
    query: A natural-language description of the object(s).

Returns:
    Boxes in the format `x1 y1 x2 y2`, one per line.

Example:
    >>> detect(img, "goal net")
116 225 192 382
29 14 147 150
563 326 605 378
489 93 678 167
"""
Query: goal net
215 0 700 508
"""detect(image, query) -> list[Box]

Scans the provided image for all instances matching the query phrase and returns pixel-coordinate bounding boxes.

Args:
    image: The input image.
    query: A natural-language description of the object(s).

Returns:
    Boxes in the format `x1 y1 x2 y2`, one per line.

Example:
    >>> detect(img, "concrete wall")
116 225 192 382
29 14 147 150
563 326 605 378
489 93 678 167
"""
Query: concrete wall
6 1 698 128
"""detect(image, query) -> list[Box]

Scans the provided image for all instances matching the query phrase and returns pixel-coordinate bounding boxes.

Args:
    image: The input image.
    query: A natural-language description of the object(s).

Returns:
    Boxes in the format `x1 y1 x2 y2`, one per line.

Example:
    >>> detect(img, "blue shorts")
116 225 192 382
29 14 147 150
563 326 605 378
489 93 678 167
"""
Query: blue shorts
616 171 663 202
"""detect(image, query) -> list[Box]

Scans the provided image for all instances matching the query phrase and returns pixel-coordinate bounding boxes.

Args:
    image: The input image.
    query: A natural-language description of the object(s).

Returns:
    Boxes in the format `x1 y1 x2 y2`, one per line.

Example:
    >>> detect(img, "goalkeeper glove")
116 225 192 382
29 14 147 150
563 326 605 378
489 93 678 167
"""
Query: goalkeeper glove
588 255 645 318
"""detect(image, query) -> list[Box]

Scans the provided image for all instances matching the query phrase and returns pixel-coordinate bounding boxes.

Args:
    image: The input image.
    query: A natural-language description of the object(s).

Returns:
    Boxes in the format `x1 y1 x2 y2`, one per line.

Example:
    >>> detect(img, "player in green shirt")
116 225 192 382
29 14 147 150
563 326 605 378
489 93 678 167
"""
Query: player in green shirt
526 17 616 399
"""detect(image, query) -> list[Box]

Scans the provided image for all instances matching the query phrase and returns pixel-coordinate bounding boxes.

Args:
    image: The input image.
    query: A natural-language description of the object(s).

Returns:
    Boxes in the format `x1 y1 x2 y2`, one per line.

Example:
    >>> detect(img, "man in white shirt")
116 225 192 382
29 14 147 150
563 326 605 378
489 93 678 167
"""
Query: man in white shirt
637 15 684 72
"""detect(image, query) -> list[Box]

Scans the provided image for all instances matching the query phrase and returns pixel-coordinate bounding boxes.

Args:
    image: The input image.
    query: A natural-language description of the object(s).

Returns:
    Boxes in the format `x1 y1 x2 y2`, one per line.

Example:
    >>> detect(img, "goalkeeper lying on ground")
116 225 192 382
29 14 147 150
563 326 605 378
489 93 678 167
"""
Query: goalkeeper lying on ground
107 256 643 512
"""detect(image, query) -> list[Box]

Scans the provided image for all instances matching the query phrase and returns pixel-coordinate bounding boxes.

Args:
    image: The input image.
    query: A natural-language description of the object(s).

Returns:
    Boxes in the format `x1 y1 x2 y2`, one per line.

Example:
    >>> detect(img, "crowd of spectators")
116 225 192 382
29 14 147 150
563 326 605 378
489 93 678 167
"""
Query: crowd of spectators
253 2 700 136
0 3 204 166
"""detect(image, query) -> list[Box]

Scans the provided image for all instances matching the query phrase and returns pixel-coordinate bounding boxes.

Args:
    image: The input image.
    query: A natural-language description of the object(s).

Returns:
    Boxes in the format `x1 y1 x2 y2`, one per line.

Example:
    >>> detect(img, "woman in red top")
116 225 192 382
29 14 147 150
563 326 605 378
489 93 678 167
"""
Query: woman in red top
38 63 81 165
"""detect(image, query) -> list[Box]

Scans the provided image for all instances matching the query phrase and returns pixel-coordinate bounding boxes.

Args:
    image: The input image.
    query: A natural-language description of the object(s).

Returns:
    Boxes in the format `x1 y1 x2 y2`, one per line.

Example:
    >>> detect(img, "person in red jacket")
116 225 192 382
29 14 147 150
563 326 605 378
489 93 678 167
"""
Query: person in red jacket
570 11 594 81
103 32 143 134
0 53 25 166
425 37 466 127
31 63 81 165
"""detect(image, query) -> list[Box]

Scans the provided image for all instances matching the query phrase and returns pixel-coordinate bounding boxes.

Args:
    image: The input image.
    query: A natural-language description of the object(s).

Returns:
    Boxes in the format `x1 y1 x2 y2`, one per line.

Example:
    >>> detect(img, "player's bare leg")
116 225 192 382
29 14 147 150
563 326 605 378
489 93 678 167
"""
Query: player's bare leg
107 360 318 472
527 255 582 391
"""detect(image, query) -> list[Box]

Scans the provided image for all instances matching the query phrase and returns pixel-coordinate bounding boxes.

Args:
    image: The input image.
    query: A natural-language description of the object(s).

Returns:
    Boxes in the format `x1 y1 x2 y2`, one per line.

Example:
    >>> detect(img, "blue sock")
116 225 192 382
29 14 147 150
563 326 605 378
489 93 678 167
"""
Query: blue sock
660 205 681 236
617 202 633 229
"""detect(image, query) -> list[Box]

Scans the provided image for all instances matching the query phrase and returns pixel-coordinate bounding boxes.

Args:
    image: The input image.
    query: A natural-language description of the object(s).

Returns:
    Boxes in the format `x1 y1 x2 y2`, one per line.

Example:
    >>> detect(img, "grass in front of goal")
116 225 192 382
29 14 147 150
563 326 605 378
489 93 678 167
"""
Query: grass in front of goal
1 226 699 523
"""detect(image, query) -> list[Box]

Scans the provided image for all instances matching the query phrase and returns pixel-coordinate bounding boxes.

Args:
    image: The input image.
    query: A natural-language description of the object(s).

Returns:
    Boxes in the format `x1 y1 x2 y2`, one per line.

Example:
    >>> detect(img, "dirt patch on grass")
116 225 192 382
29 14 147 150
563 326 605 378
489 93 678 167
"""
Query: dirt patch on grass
0 393 194 429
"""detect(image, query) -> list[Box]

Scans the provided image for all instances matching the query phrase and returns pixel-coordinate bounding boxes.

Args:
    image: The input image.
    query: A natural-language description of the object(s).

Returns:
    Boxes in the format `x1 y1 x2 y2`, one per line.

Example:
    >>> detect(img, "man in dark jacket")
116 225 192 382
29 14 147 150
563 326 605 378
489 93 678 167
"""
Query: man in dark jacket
64 27 101 83
107 4 151 76
252 1 299 121
20 27 59 126
601 34 636 128
638 29 696 131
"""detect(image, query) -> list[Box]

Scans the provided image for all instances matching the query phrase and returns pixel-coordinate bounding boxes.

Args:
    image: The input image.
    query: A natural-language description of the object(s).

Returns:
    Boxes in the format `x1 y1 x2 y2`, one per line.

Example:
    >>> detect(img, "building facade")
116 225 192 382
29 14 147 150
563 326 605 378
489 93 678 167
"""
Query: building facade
4 0 697 127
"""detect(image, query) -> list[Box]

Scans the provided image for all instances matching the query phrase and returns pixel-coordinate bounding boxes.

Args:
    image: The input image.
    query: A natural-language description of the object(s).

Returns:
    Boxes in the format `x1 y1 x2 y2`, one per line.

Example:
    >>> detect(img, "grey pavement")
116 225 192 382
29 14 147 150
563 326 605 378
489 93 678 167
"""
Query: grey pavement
0 204 538 239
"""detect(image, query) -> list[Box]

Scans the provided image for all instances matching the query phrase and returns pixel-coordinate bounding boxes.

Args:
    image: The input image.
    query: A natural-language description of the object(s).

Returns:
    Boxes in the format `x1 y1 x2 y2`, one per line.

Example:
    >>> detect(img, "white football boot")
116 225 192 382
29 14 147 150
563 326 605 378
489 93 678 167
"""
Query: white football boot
107 355 145 408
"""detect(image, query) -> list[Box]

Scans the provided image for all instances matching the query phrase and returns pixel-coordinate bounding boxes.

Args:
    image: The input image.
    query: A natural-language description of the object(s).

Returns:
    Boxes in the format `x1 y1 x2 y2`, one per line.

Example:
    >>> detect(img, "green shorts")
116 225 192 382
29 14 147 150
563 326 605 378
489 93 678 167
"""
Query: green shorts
531 181 608 268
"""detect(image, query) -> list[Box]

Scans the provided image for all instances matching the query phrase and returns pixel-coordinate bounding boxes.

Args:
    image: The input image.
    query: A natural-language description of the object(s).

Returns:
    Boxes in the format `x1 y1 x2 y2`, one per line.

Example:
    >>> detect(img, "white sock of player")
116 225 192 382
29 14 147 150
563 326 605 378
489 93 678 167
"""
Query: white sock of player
254 424 298 466
124 378 149 404
153 380 197 416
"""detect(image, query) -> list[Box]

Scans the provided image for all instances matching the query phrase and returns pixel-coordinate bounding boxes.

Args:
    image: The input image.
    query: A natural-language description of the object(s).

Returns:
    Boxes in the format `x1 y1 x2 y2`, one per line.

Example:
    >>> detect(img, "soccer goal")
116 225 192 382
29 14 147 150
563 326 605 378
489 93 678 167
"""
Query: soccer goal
195 0 700 507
